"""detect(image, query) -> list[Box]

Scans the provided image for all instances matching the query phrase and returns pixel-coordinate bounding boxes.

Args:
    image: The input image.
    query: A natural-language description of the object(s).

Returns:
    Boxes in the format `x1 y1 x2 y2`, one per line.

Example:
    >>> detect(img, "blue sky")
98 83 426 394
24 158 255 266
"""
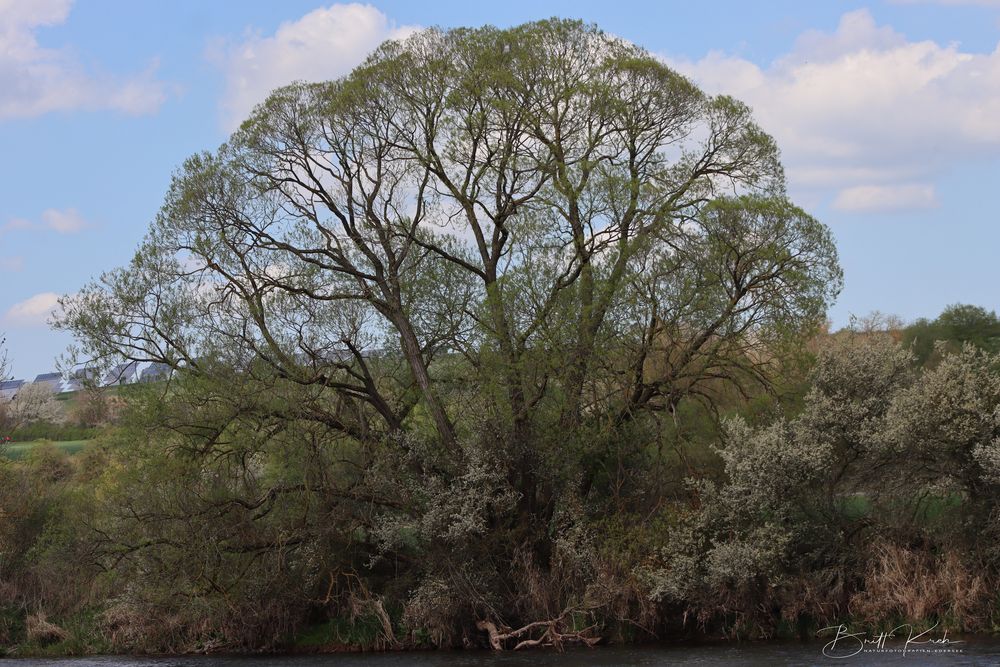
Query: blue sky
2 0 999 378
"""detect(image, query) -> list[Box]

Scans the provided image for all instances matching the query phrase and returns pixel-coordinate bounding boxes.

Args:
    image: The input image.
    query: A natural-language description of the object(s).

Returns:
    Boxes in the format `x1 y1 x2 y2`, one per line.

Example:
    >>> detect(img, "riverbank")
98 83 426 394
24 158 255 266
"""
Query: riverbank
4 611 993 661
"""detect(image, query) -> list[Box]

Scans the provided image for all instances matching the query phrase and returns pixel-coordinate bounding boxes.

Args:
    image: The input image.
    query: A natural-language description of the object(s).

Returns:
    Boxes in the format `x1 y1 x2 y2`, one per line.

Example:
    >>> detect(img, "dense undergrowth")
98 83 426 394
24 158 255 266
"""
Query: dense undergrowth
4 330 1000 655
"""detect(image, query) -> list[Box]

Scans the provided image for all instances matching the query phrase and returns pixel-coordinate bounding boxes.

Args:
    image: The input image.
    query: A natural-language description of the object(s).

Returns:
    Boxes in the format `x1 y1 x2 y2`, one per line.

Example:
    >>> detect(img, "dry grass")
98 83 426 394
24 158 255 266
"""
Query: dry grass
849 541 992 630
25 612 68 644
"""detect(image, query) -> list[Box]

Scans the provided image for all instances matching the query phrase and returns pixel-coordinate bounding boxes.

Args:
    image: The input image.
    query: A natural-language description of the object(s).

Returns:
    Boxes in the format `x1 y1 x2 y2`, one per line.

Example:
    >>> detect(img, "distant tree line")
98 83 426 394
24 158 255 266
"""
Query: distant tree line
901 303 1000 365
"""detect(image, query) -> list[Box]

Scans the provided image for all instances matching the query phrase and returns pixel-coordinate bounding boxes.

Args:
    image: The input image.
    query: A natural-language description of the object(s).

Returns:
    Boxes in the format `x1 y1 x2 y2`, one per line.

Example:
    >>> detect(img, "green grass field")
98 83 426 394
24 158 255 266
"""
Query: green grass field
1 440 90 460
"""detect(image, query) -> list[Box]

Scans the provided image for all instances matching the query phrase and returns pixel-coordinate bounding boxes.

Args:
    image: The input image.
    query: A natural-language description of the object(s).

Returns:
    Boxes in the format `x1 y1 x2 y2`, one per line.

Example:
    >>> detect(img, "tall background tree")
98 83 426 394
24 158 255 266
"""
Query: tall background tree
902 303 1000 365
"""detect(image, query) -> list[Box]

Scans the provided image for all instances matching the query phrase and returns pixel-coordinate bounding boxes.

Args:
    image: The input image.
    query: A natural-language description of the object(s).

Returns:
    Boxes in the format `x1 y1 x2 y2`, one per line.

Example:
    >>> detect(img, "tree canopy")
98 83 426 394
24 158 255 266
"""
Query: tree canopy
60 19 840 443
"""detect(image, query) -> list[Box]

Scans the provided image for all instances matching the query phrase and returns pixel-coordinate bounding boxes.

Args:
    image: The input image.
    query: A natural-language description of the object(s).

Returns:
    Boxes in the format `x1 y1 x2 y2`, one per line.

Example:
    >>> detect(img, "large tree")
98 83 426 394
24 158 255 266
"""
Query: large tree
56 19 841 648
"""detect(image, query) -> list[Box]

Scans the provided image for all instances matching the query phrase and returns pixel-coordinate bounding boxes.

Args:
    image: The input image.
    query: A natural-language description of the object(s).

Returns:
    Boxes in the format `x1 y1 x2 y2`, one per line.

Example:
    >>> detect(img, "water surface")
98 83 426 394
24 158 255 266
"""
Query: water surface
4 640 999 667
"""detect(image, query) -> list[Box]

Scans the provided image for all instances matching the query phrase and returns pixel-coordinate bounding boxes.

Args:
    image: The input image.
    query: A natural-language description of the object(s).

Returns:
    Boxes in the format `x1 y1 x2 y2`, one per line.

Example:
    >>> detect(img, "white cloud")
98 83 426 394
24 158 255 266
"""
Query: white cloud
0 218 33 234
1 208 89 234
212 3 419 130
0 256 23 271
664 9 1000 210
833 184 939 212
3 292 61 327
0 0 166 120
41 207 87 233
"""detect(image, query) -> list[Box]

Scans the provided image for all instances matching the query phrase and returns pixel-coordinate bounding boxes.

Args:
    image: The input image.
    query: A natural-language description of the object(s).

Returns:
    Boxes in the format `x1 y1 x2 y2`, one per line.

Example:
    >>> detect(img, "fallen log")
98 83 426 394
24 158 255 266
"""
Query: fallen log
476 609 601 651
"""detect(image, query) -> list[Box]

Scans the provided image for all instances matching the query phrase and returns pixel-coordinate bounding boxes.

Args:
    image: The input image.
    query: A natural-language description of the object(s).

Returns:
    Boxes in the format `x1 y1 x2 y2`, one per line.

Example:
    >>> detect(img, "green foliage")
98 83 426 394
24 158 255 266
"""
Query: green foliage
295 610 401 651
1 440 89 461
8 421 98 443
902 303 1000 365
0 604 26 653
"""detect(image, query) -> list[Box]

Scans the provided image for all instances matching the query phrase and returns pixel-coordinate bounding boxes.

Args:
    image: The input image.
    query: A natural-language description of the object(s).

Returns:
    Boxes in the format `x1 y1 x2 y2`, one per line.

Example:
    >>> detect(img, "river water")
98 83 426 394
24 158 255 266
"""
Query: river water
3 640 999 667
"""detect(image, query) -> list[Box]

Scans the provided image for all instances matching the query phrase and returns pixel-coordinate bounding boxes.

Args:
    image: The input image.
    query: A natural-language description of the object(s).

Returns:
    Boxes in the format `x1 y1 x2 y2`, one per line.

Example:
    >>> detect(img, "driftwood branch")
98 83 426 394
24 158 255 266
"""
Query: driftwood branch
476 609 601 651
